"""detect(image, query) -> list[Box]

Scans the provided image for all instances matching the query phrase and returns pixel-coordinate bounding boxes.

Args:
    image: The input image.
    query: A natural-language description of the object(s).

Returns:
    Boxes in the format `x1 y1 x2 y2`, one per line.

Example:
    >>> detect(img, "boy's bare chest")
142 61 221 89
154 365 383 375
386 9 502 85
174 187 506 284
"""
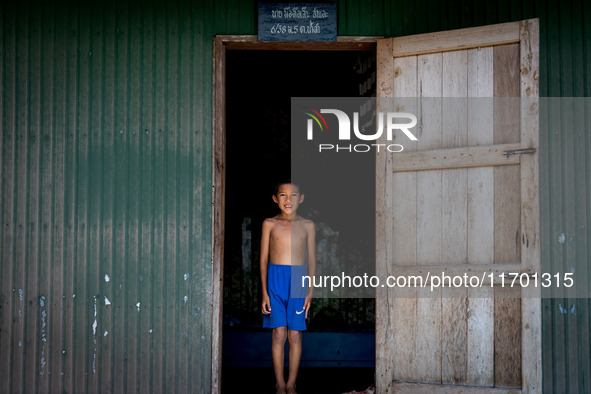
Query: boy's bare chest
270 222 307 244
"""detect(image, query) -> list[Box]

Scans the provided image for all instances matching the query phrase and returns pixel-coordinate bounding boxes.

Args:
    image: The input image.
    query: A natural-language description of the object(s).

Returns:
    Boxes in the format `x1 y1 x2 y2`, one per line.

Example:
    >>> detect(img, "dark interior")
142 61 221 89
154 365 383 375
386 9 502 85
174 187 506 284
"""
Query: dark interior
222 49 376 394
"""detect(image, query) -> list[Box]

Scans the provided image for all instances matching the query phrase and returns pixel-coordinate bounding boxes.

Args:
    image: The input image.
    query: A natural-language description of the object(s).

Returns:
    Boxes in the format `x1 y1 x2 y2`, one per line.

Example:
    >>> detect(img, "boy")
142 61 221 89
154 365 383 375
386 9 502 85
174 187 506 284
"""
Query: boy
260 181 316 394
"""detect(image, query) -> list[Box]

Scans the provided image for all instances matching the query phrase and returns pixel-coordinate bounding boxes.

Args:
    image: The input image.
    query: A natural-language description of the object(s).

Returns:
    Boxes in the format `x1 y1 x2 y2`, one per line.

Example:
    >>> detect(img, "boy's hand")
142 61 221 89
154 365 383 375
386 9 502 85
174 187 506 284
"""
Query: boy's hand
303 296 312 319
261 294 271 315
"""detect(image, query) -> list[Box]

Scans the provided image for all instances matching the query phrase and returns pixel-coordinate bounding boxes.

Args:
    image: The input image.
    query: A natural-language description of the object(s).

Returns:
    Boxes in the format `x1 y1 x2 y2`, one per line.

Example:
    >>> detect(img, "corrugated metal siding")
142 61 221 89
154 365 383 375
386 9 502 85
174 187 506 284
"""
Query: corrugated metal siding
1 0 590 393
538 1 591 392
1 0 213 393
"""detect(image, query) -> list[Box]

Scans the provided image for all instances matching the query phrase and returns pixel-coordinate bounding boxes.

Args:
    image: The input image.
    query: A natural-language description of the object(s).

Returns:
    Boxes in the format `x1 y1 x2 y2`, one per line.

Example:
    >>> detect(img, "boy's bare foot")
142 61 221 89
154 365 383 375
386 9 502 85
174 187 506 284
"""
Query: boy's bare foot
286 385 297 394
275 383 287 394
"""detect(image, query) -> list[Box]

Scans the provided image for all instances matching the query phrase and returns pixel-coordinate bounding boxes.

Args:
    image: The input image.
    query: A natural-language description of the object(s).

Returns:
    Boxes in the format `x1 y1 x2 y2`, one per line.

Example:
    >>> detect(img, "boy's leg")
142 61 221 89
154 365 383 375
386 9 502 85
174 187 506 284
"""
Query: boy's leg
272 326 288 393
286 329 302 394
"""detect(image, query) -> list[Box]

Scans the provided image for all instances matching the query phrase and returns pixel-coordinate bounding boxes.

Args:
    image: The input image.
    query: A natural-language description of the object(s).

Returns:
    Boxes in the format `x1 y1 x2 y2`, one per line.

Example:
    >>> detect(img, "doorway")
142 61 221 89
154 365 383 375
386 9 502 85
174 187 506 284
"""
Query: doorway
213 19 540 394
219 47 377 393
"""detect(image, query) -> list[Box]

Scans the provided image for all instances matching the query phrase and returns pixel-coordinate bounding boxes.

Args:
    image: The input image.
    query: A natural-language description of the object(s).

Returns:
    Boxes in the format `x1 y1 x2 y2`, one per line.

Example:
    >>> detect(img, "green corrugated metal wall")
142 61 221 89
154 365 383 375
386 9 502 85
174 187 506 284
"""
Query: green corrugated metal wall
538 1 591 393
0 1 213 392
0 0 589 393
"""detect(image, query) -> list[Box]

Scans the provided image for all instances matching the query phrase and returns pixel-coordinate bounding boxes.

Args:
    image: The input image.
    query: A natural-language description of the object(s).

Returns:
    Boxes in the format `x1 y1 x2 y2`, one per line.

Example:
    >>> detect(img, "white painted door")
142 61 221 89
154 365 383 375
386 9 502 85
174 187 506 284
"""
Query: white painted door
375 20 540 393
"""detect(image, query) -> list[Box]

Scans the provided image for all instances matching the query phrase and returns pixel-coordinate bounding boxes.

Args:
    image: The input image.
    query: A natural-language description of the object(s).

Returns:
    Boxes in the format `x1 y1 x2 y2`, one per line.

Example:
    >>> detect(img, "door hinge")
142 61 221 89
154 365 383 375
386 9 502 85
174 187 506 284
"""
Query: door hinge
503 148 536 158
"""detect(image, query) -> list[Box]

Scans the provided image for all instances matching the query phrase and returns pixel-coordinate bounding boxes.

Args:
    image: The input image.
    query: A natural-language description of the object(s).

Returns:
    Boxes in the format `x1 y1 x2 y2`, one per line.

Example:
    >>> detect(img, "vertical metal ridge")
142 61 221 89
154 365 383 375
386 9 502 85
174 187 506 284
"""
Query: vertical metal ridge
152 2 165 392
73 0 89 390
138 3 154 392
25 3 42 390
0 1 16 393
164 3 177 390
101 1 115 391
191 0 212 389
62 2 77 392
39 2 57 392
86 2 104 392
177 2 191 390
13 3 29 392
0 22 5 394
50 1 67 390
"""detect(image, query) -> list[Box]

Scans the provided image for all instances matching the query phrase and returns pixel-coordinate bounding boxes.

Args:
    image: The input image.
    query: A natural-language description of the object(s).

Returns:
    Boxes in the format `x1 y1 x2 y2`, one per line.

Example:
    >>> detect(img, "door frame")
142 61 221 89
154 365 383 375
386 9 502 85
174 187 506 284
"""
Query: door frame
211 20 541 392
211 35 380 394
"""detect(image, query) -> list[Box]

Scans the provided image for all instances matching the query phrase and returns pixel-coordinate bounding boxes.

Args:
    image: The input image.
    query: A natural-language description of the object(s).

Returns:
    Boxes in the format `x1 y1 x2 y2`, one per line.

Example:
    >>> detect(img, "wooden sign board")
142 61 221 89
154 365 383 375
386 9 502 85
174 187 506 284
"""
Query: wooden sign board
258 3 337 42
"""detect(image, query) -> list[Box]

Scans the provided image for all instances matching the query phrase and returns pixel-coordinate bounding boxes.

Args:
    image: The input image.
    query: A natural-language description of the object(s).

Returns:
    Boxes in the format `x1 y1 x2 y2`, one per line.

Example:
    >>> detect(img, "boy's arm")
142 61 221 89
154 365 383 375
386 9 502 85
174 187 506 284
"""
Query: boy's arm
303 220 316 318
260 219 272 315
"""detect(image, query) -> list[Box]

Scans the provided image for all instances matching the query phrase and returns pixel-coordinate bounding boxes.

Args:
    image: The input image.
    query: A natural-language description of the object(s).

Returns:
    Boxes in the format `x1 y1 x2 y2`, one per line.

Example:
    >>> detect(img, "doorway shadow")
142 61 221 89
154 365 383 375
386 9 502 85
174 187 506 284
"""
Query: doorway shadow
222 49 377 393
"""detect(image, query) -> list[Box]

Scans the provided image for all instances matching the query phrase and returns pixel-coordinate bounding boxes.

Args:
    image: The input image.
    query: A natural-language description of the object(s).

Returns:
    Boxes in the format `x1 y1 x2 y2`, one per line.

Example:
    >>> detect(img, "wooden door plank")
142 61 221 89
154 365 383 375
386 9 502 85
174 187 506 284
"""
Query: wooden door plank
376 157 397 392
467 46 494 263
416 167 443 262
492 41 522 265
492 40 523 390
376 37 396 393
377 38 395 98
416 52 442 265
466 46 495 387
493 166 521 265
518 19 541 394
392 55 417 265
467 294 495 386
415 52 443 383
416 286 442 383
494 288 522 388
393 296 417 382
494 45 520 100
391 22 520 58
491 45 522 294
467 47 494 100
441 49 468 385
441 294 468 385
391 55 419 383
466 162 494 262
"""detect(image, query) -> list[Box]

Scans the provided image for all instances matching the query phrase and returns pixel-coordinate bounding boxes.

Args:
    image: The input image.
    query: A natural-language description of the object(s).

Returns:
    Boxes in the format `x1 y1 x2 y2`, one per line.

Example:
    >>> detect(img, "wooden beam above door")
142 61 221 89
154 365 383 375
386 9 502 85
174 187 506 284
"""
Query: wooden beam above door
390 21 520 58
218 35 380 50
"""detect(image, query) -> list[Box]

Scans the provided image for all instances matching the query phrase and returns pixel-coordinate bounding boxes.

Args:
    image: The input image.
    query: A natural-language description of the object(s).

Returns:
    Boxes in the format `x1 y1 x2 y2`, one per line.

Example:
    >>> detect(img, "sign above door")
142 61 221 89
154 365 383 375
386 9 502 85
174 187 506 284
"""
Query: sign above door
258 3 337 42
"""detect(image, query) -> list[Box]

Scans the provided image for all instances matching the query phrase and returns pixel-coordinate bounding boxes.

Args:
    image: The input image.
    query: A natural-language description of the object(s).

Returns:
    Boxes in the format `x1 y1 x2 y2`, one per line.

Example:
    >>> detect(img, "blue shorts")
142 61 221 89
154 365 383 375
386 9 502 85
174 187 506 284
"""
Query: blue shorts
263 263 307 331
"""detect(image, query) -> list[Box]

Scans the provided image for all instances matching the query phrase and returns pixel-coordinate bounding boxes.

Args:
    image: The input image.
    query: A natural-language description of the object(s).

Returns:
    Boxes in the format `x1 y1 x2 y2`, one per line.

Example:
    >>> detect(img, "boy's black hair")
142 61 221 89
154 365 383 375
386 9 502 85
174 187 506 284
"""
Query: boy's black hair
274 179 301 196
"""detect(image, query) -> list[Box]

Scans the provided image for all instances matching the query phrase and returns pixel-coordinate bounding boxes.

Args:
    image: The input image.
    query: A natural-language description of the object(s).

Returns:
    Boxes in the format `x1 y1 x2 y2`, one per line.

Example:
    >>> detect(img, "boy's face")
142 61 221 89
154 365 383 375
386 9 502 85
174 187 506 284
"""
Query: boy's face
272 184 304 215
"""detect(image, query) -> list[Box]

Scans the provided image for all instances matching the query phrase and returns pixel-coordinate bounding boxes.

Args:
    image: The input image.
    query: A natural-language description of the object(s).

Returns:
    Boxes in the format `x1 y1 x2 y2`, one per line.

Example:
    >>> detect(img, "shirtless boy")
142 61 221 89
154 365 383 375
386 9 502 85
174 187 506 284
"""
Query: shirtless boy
260 181 316 394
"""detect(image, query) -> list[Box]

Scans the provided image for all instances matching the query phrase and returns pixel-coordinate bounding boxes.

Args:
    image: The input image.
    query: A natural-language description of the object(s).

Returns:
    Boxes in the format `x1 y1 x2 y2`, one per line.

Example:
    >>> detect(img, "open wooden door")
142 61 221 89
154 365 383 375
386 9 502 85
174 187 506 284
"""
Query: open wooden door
375 20 540 393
